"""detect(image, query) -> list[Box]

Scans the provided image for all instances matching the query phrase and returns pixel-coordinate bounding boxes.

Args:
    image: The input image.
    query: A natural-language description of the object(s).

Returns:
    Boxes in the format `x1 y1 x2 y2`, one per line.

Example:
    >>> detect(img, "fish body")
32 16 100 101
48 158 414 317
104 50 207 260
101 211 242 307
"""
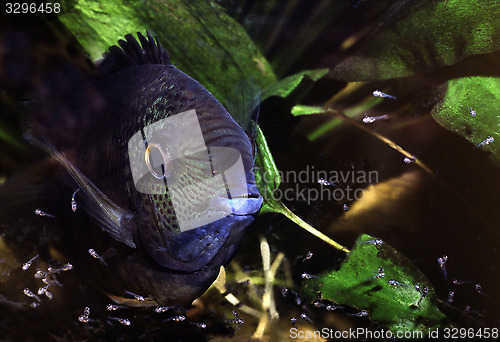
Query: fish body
372 89 396 99
474 136 494 149
2 32 262 305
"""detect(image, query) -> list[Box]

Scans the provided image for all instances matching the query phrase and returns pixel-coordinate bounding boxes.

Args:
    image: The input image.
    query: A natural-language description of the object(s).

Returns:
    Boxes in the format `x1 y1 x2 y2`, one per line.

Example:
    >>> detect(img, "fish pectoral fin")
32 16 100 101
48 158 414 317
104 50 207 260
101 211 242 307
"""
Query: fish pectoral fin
26 134 137 248
78 190 137 248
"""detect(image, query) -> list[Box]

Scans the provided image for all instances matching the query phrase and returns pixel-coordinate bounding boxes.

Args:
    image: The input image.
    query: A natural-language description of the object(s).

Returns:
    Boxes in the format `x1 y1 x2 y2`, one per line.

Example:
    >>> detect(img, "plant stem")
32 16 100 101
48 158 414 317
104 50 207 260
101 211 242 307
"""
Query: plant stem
278 201 350 253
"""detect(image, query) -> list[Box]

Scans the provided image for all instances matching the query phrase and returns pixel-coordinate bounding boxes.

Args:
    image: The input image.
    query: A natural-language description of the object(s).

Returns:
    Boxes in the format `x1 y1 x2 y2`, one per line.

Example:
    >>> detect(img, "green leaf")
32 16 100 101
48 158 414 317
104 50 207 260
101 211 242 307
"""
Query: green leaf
59 0 276 106
289 105 345 141
261 68 329 101
254 126 282 214
302 234 452 333
331 0 500 81
431 76 500 164
290 105 325 116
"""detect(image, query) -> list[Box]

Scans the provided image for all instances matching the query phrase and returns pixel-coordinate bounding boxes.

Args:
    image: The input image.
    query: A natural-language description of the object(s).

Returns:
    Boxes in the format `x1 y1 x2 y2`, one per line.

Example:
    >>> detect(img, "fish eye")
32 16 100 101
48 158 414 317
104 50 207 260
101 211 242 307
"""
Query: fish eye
145 143 172 179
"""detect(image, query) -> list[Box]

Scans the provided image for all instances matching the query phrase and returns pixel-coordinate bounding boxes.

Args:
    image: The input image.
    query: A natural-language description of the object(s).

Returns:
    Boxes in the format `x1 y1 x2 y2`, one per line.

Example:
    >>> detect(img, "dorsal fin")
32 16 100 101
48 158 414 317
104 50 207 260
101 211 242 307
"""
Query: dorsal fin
98 32 171 74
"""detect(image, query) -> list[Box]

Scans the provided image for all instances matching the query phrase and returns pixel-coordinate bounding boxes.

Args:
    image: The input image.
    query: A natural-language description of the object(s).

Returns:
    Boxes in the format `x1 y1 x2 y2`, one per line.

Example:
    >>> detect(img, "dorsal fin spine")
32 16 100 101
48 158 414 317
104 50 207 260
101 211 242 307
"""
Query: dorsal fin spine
98 31 171 74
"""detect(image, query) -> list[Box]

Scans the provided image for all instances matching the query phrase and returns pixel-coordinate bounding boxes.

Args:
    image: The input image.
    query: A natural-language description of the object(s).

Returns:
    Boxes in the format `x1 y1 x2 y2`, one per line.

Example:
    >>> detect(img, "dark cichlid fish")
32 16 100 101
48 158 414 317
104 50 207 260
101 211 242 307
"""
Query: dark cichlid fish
1 32 262 306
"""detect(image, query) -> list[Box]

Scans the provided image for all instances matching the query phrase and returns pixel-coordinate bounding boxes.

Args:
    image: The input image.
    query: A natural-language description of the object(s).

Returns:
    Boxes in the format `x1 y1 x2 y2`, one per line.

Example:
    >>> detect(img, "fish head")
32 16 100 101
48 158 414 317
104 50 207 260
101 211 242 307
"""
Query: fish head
128 105 263 273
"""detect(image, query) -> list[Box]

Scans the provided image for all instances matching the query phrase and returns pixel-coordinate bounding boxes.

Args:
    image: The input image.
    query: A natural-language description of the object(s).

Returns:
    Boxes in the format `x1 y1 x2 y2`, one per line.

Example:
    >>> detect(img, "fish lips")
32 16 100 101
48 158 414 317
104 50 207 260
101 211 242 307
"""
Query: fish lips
209 192 263 216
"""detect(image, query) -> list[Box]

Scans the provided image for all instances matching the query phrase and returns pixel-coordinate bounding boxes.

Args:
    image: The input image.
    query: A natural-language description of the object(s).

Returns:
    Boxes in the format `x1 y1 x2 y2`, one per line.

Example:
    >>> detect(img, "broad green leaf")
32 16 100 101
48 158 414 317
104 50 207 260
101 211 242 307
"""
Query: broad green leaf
302 234 452 333
431 76 500 164
261 68 329 101
59 0 276 106
331 0 500 81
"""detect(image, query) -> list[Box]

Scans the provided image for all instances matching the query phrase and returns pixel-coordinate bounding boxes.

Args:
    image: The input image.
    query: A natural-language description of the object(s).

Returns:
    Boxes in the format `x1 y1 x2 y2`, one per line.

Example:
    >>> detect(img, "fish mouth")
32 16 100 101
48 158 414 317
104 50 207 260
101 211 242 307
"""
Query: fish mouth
210 192 263 216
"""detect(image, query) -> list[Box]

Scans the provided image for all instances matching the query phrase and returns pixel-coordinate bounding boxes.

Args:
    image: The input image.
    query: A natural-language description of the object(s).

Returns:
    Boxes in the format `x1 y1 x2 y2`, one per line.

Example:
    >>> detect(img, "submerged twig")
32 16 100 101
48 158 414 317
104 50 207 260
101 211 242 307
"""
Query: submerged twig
212 267 261 319
324 108 433 175
278 202 350 253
